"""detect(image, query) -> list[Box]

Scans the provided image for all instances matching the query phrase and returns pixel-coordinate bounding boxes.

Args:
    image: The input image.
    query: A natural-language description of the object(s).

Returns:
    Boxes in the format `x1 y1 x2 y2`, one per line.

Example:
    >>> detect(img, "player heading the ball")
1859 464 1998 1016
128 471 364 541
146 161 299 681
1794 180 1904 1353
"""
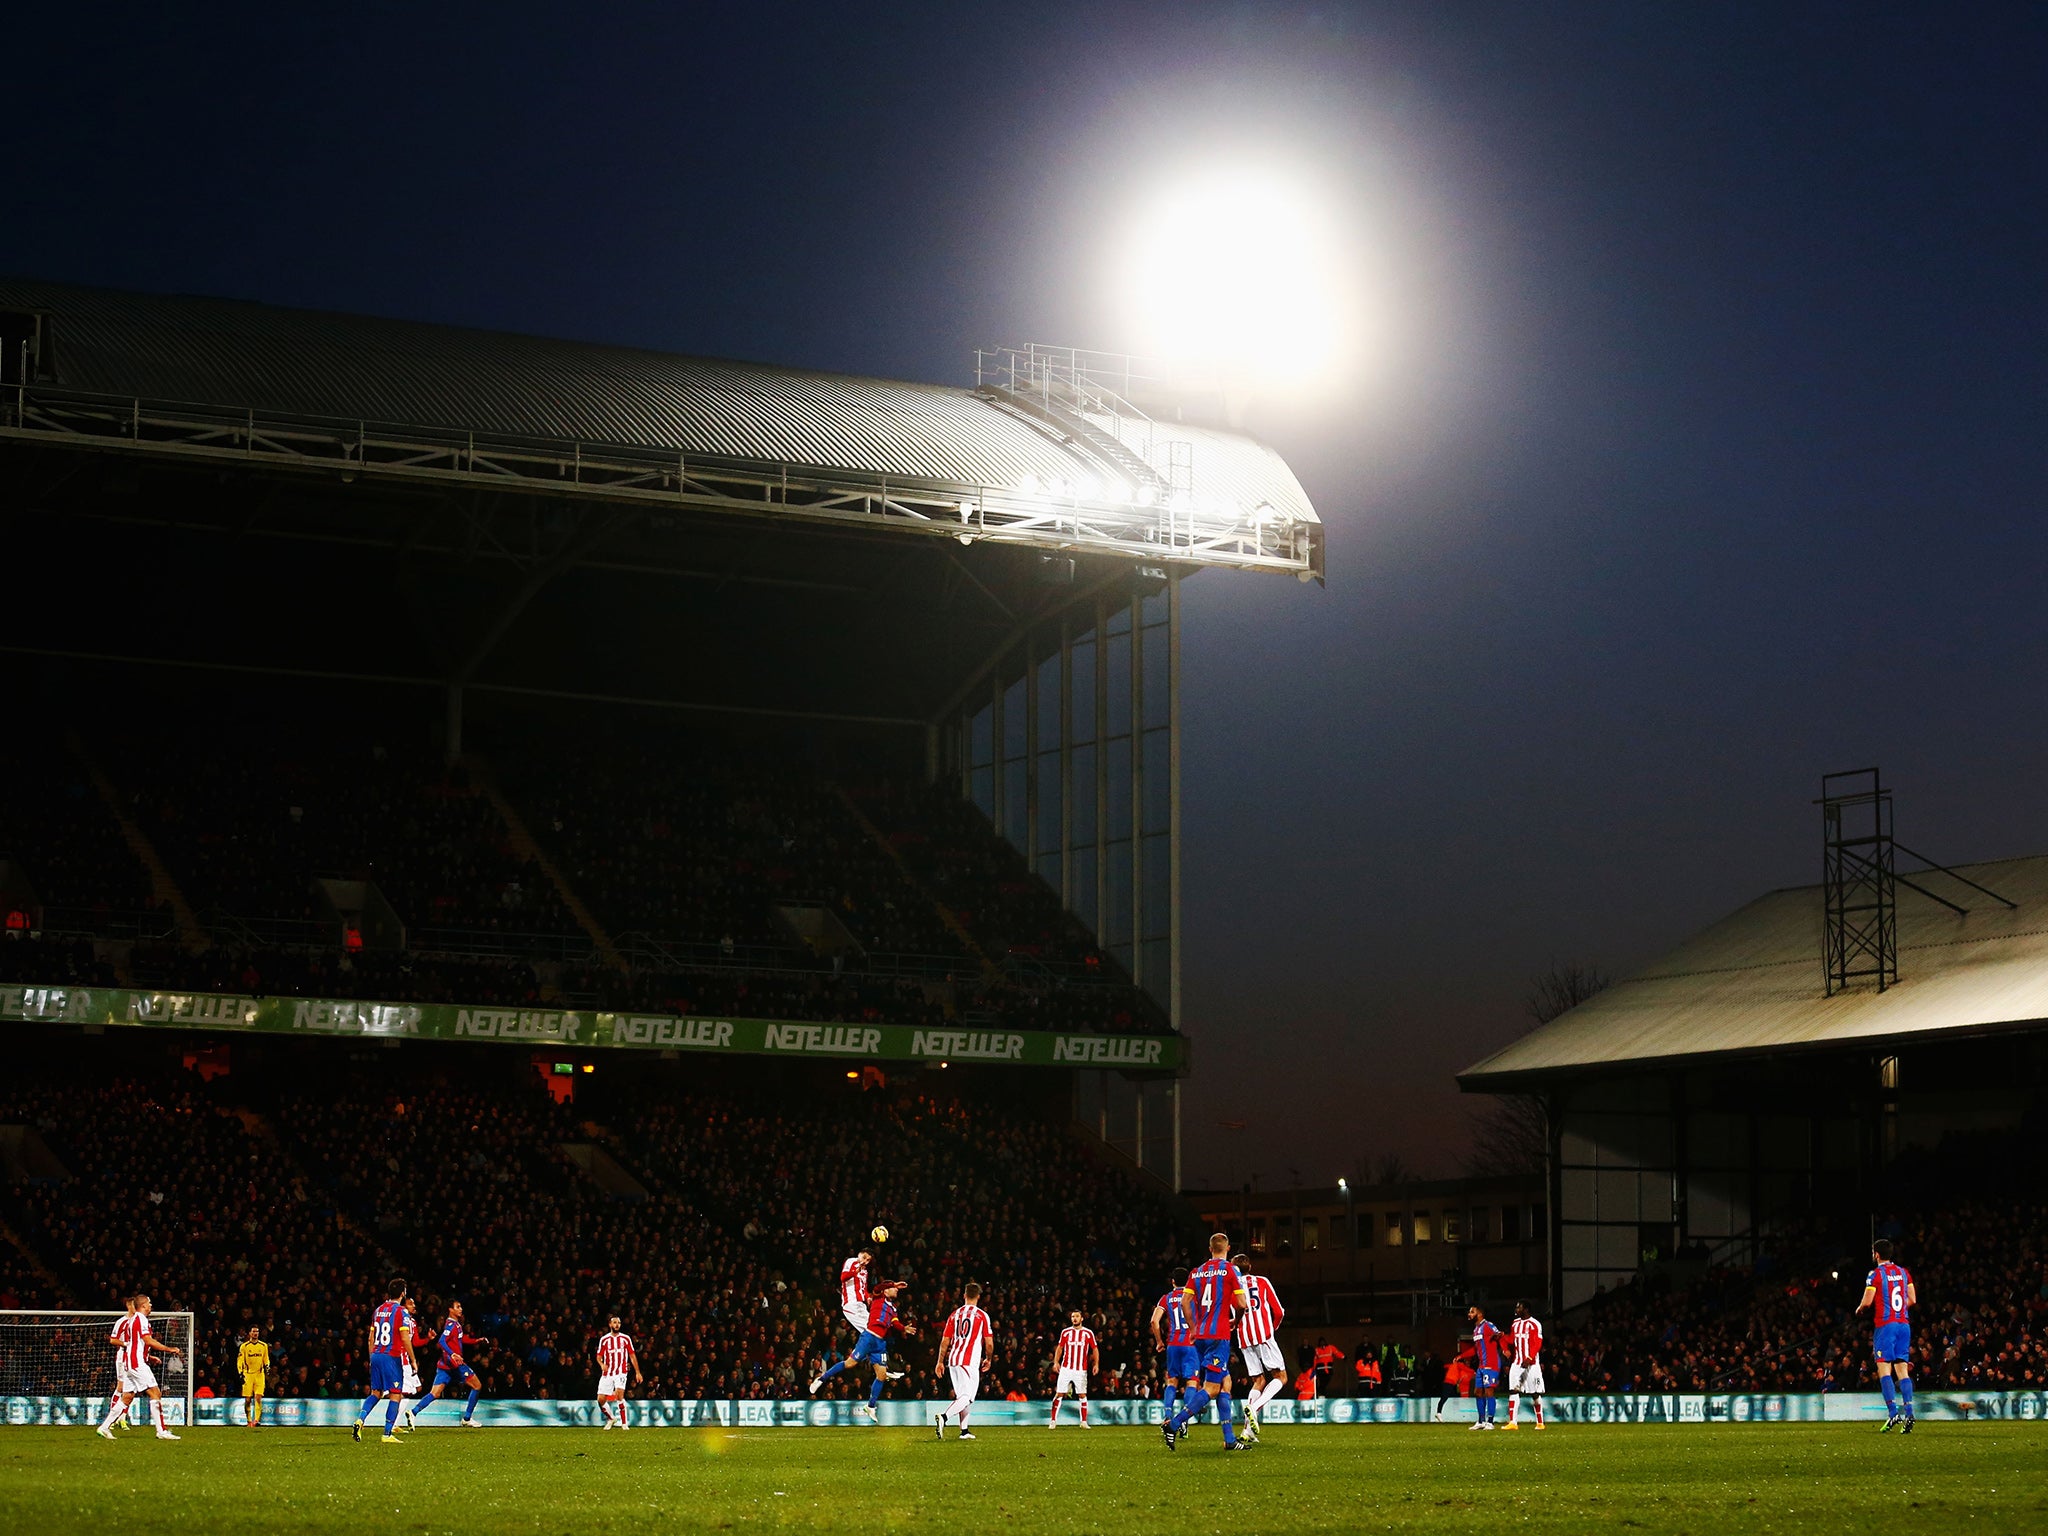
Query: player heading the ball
811 1280 915 1420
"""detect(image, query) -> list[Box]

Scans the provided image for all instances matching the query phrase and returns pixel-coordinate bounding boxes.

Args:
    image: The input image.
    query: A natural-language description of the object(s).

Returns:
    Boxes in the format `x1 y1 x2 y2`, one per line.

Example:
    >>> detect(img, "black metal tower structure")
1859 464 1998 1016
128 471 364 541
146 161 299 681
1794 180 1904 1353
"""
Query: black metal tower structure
1820 768 1897 996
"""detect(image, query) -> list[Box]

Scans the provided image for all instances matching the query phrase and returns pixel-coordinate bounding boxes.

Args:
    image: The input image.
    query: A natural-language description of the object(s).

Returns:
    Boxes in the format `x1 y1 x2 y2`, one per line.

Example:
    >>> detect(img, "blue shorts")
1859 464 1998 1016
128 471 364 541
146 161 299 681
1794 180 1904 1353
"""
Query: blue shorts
369 1355 403 1393
434 1365 478 1389
850 1331 888 1366
1196 1340 1231 1383
1874 1323 1911 1364
1165 1344 1198 1380
1474 1368 1501 1391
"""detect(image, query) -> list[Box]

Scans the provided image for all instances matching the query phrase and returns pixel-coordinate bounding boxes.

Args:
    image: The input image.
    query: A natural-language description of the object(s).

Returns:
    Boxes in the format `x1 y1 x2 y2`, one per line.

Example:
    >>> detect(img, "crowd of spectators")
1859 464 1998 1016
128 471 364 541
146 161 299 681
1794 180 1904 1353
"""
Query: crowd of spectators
125 946 547 1008
0 741 156 916
120 732 573 937
269 1068 792 1401
561 965 950 1029
0 933 119 987
612 1077 1203 1401
0 1037 1203 1402
0 1063 399 1396
855 780 1169 1035
502 743 962 960
5 720 1177 1038
1550 1133 2048 1393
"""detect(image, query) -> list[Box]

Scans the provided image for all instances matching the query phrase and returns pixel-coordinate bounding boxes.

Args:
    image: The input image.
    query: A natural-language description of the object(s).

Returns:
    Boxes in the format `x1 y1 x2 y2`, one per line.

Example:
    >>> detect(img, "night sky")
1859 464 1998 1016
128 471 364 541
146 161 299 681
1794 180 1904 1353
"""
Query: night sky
12 3 2046 1186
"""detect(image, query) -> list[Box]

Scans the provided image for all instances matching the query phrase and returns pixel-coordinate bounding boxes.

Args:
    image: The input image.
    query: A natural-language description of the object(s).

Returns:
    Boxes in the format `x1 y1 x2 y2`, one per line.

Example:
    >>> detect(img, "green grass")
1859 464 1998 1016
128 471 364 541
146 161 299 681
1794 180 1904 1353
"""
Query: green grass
3 1422 2044 1534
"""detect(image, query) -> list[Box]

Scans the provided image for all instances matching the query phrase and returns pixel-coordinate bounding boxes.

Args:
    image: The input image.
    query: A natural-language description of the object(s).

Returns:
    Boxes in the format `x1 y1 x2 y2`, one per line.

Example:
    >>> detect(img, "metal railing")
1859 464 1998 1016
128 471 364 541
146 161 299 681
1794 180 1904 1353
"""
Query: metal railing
2 380 1317 577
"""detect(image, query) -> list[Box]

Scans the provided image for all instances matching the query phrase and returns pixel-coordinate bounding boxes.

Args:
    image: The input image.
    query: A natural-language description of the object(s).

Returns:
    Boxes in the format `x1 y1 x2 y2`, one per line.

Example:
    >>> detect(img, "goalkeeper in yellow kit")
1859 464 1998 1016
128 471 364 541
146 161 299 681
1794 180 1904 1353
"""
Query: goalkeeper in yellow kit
237 1327 272 1427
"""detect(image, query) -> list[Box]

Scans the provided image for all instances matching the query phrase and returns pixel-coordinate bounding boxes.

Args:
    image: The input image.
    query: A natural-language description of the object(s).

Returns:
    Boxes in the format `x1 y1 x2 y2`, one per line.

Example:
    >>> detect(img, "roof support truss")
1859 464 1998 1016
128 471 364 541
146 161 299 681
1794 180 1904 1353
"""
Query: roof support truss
2 383 1320 578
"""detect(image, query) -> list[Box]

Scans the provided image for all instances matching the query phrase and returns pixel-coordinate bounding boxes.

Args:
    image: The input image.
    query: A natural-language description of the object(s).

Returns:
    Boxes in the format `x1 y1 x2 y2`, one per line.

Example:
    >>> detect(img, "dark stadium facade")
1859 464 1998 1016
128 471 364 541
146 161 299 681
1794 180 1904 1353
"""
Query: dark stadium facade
0 278 1325 1191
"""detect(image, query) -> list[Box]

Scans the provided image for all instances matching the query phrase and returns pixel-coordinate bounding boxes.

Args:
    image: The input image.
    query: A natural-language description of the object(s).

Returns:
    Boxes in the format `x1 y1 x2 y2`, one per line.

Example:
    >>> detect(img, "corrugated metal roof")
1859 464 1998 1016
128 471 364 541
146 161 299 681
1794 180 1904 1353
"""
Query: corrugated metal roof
0 279 1317 523
1460 855 2048 1084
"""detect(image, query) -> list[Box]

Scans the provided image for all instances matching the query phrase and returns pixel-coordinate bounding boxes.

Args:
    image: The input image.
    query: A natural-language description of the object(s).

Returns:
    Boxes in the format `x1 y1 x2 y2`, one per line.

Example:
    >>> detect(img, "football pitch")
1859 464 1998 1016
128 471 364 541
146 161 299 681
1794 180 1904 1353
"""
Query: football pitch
4 1422 2044 1534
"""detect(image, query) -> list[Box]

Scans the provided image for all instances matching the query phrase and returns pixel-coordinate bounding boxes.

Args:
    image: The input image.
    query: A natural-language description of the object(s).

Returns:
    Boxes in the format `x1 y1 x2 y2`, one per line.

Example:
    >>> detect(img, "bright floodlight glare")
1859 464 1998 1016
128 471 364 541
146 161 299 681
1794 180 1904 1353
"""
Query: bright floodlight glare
1119 164 1350 388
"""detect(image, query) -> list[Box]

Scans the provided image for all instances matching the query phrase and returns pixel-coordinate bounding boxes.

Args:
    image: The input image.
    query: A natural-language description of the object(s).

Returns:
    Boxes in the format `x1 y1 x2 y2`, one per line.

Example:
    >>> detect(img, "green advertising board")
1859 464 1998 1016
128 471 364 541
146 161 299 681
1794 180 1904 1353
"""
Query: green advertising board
0 982 1182 1072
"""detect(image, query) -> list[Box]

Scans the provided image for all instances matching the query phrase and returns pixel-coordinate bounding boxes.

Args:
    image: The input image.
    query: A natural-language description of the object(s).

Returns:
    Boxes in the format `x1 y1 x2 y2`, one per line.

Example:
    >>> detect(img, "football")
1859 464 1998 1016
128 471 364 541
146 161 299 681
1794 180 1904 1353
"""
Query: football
870 1225 889 1243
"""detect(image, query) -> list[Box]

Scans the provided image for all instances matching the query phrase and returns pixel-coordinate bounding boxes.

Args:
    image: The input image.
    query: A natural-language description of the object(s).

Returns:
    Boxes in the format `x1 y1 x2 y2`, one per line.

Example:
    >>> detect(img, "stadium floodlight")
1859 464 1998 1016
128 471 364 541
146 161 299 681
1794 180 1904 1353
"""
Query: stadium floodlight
1116 160 1352 391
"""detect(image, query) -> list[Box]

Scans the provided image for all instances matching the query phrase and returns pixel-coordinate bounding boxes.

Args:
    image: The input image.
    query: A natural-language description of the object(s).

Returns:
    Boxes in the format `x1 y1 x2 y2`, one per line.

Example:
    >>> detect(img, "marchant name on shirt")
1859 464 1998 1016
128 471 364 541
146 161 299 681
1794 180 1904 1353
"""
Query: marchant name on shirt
1050 1035 1166 1066
909 1029 1023 1061
761 1023 882 1055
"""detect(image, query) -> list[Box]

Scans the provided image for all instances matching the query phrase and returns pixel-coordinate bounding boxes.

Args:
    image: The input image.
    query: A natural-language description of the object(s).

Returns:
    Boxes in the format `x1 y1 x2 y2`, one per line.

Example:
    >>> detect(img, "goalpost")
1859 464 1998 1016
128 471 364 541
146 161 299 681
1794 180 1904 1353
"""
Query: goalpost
0 1310 197 1428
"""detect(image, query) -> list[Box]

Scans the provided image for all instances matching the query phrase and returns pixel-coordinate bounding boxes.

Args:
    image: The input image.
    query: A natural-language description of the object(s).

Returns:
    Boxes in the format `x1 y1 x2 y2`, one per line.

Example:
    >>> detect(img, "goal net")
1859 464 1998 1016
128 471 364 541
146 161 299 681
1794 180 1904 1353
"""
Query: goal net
0 1310 196 1428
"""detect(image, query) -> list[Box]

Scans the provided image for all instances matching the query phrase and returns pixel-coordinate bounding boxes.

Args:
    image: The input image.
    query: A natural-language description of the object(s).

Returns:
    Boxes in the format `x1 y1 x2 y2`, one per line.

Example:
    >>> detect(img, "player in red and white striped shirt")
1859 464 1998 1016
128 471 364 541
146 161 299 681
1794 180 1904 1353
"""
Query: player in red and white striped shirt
96 1294 185 1441
1048 1310 1098 1428
1504 1301 1546 1429
1230 1253 1288 1440
840 1249 874 1335
931 1282 993 1441
595 1315 642 1430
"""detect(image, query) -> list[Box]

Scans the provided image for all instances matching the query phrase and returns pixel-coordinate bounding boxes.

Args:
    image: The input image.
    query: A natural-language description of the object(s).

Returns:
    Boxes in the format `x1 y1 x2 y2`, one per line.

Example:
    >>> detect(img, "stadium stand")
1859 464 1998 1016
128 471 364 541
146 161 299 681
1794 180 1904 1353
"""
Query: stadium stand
0 1058 397 1396
0 738 156 919
500 743 963 962
118 726 576 940
0 1035 1197 1400
1549 1127 2048 1393
0 687 1171 1037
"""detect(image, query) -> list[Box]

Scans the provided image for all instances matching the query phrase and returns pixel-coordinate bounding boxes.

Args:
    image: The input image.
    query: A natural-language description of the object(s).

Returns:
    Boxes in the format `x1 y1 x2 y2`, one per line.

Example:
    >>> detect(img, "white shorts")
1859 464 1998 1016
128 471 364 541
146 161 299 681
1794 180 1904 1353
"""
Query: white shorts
599 1373 627 1396
1241 1339 1287 1376
946 1364 980 1406
1510 1363 1546 1395
116 1362 159 1396
1055 1367 1088 1396
402 1365 421 1395
842 1303 869 1334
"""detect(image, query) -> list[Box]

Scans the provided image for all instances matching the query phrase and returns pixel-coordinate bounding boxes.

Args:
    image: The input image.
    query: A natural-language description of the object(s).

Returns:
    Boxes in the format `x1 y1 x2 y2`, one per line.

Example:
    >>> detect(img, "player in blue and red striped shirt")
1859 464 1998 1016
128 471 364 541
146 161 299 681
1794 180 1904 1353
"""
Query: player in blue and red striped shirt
811 1281 916 1420
410 1301 486 1427
1162 1235 1248 1452
1149 1269 1196 1428
353 1279 414 1444
1467 1306 1504 1429
1855 1238 1917 1432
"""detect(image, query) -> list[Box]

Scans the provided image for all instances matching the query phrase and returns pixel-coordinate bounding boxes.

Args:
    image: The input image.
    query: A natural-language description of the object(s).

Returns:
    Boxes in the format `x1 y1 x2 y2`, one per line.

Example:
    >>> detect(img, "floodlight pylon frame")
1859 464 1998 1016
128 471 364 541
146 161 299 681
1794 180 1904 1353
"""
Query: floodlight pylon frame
1820 768 1896 996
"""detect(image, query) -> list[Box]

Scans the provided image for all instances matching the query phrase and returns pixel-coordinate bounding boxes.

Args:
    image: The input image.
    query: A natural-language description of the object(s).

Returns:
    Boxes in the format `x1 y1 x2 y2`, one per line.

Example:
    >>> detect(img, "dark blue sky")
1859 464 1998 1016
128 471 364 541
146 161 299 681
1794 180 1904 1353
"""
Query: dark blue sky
13 2 2046 1182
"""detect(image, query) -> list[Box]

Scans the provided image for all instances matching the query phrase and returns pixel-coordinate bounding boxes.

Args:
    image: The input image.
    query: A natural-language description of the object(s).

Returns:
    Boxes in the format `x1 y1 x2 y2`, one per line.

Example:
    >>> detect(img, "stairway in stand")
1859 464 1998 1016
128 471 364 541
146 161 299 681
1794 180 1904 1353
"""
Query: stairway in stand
465 757 626 973
832 785 999 979
64 729 210 954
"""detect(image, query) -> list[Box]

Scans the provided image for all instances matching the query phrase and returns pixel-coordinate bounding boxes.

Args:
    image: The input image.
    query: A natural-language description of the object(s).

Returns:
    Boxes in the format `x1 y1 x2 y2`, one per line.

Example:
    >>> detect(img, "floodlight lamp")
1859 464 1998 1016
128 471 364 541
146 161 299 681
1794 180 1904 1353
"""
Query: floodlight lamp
958 500 975 522
1135 483 1157 508
1075 474 1101 502
1116 161 1352 391
1017 474 1042 496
